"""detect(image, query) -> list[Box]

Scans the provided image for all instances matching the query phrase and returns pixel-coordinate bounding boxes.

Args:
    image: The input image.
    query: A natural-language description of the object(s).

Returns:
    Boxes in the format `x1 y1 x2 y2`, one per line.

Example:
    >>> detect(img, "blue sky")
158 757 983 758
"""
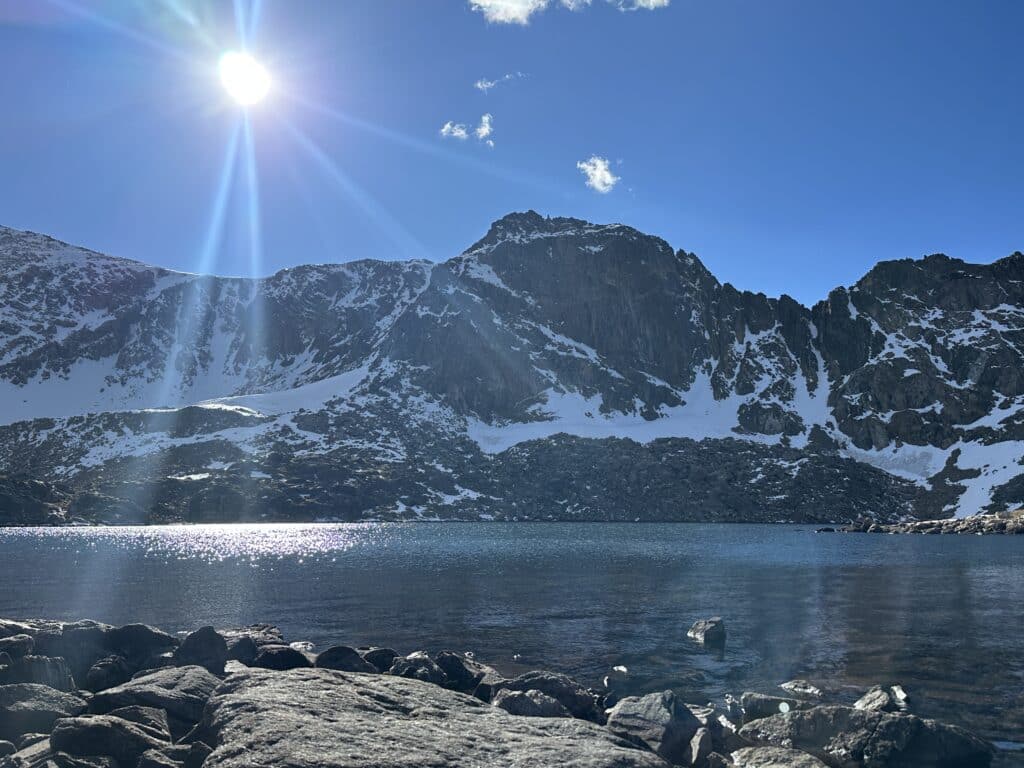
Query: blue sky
0 0 1022 305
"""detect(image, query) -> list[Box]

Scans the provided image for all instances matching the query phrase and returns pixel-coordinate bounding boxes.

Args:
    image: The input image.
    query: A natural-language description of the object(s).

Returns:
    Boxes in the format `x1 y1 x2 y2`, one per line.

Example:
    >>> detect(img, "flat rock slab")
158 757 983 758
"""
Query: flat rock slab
0 684 87 741
88 665 219 738
202 668 667 768
730 746 829 767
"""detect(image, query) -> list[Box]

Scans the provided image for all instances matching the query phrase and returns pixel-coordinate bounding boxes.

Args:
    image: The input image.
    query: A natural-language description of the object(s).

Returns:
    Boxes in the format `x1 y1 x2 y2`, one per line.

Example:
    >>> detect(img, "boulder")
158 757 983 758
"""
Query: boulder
358 647 398 674
85 656 133 693
738 705 993 768
490 670 602 722
223 636 258 666
251 645 312 671
15 733 48 749
220 625 283 665
314 646 376 674
387 652 447 686
173 627 227 676
33 622 113 684
433 651 489 693
0 656 75 691
138 742 211 768
198 667 666 768
0 740 15 757
87 665 219 739
104 625 178 665
729 746 829 767
0 636 33 660
0 684 87 741
50 713 170 767
856 684 905 716
740 692 804 723
605 689 704 765
779 680 822 698
492 688 571 718
106 706 171 742
687 617 727 646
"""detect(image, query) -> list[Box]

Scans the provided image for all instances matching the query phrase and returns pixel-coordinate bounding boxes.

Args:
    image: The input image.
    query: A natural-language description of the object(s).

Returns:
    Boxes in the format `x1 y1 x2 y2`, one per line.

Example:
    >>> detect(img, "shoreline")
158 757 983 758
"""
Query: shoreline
0 617 1004 768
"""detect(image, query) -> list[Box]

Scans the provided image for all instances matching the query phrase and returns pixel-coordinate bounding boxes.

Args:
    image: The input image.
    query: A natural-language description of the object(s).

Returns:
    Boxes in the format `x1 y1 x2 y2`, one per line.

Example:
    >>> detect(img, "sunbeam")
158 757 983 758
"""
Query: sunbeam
290 95 561 194
45 0 194 63
241 115 266 383
281 119 431 260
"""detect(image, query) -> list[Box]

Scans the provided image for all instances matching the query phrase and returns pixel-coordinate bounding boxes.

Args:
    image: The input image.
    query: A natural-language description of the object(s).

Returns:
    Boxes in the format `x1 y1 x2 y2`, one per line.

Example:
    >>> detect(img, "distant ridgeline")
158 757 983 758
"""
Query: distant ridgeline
1 214 1022 524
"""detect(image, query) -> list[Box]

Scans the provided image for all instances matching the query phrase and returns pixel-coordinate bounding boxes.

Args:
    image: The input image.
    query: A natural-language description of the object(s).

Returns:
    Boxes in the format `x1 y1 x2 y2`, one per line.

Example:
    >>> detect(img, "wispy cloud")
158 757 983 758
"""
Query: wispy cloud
468 0 669 24
474 72 526 94
440 121 470 140
441 115 495 147
577 155 620 193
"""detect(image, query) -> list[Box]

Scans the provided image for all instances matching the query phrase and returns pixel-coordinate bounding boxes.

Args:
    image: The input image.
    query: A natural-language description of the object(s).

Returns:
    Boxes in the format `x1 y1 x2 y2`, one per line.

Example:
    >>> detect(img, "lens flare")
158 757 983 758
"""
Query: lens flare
219 51 270 105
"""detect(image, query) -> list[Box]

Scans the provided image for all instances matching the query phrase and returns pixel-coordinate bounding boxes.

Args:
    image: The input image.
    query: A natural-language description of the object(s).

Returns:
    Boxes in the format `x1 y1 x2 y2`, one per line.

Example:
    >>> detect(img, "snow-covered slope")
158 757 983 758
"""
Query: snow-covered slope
0 216 1021 524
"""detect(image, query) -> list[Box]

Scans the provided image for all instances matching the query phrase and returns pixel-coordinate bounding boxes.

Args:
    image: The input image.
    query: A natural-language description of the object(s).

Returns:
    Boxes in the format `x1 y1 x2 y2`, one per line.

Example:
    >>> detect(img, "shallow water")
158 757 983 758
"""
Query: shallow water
1 523 1022 757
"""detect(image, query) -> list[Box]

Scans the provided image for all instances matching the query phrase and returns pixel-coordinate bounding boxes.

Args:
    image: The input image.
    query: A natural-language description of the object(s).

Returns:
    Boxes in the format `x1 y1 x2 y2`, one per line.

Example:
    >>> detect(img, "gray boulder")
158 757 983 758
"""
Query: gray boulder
106 706 171 742
199 667 666 768
50 713 170 767
358 647 399 673
729 746 829 767
492 688 571 718
433 651 489 693
738 704 993 768
88 665 219 739
0 636 33 660
490 670 602 722
137 742 211 768
104 624 178 665
84 656 133 693
251 645 312 671
387 652 447 686
687 617 727 646
0 740 15 757
314 646 376 674
779 680 823 698
0 684 87 741
173 627 227 676
853 686 901 713
605 689 704 765
0 656 75 691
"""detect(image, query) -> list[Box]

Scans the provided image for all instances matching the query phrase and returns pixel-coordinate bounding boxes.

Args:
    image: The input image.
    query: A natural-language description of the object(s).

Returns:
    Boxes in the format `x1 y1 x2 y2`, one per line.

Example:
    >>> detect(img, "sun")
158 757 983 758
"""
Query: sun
219 51 270 106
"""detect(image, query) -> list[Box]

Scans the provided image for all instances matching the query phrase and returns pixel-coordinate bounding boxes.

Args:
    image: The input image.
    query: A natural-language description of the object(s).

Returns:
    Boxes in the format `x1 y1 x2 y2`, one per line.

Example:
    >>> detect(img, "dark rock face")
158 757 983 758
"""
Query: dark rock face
104 625 178 667
738 705 993 768
2 219 1023 524
50 713 170 768
0 656 75 692
199 667 666 768
0 684 86 741
433 651 490 694
84 656 132 693
0 637 33 660
387 652 447 686
251 645 312 671
358 647 398 674
314 646 376 674
740 692 804 723
172 627 227 676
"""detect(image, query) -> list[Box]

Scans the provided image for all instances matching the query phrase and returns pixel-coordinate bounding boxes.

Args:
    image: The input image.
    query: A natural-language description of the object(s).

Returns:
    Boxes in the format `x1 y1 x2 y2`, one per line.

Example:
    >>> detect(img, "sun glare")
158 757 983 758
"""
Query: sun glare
219 51 270 106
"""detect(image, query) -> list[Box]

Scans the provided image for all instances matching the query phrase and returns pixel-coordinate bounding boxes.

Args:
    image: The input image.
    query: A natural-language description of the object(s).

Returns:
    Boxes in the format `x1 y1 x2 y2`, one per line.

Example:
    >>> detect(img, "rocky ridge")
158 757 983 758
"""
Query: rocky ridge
0 617 999 768
1 215 1023 524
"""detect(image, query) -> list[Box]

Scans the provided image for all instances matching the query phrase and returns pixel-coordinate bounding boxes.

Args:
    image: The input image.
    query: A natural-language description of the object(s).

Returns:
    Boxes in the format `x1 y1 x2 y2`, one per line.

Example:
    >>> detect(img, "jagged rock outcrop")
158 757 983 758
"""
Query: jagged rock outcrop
1 217 1022 524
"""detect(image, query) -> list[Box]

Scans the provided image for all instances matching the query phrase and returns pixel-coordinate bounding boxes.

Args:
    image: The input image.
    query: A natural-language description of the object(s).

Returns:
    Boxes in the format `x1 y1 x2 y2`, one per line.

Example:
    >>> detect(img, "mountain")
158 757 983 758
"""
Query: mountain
1 214 1022 525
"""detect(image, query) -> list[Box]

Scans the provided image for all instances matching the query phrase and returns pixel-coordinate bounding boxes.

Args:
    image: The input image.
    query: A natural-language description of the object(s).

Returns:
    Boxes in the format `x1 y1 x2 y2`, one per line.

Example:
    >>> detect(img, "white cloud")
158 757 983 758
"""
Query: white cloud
474 72 525 94
440 121 469 140
576 155 620 193
475 113 494 141
468 0 667 23
441 115 495 147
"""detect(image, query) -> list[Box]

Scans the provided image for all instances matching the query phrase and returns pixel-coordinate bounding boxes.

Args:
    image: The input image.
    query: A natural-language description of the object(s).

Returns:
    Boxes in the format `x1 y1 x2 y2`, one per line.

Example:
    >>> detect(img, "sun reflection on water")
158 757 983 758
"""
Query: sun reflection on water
6 523 397 564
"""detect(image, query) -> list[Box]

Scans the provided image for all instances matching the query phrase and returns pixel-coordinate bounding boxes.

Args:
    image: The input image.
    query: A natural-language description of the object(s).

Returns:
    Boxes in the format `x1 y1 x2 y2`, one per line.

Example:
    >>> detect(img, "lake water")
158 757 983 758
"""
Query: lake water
1 523 1022 760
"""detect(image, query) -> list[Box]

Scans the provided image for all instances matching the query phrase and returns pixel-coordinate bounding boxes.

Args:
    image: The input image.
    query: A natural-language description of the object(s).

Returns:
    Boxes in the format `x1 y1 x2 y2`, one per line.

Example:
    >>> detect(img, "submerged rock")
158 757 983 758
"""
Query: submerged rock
198 668 665 768
738 704 993 768
688 617 727 646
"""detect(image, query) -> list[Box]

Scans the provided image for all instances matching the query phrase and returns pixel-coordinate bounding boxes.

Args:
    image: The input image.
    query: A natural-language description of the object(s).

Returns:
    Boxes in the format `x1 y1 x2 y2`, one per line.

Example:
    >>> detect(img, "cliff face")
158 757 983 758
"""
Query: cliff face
0 214 1021 524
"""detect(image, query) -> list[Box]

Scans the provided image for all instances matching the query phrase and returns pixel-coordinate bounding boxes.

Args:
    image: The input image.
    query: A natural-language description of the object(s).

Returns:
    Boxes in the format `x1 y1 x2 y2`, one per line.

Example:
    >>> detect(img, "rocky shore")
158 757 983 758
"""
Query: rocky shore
0 617 1000 768
817 510 1024 535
